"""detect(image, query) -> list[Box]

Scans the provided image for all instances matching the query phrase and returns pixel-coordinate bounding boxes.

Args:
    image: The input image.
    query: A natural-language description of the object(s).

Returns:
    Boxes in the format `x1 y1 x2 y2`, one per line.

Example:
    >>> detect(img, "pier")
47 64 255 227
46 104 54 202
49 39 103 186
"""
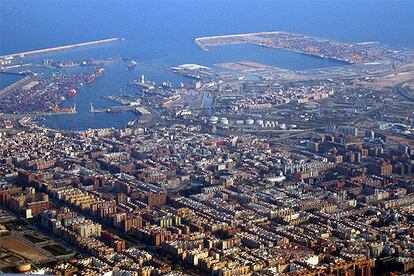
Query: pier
135 107 151 115
102 93 140 106
89 103 151 115
89 103 136 113
129 80 155 90
0 38 125 60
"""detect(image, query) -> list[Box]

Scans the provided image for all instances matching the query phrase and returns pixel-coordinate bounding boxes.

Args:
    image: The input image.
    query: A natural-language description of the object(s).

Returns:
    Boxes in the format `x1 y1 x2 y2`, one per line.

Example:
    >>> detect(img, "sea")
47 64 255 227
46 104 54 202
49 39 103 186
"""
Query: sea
1 0 413 130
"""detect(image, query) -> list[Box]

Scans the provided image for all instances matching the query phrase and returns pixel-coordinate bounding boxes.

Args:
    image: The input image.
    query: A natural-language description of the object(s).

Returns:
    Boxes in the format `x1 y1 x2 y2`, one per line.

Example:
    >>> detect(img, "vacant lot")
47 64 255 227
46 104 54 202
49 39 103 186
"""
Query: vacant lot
42 243 73 256
358 70 414 90
0 235 48 261
24 233 47 244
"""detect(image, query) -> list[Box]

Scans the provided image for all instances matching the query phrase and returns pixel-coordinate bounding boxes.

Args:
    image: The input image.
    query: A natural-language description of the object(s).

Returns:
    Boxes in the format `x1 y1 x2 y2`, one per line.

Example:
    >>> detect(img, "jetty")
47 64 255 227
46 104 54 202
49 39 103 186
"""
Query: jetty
0 38 125 60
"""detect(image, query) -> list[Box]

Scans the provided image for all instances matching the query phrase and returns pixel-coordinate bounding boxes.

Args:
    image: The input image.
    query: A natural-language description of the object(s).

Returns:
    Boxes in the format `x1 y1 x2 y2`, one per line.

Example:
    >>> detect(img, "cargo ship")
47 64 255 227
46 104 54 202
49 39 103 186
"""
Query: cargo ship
51 104 77 114
87 68 105 83
127 60 137 70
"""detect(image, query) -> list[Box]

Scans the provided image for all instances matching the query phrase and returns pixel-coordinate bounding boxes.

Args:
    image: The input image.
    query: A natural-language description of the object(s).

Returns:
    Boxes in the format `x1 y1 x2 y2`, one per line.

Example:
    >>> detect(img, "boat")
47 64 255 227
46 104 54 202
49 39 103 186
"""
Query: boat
67 89 77 98
162 81 173 88
96 68 105 75
58 96 66 104
52 104 76 114
87 74 96 83
87 68 105 83
108 108 123 113
127 60 137 70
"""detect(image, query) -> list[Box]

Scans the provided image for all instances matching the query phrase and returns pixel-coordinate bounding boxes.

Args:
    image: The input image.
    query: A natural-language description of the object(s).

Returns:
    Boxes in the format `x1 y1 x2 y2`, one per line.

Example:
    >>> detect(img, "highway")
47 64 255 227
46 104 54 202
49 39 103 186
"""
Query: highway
394 81 414 101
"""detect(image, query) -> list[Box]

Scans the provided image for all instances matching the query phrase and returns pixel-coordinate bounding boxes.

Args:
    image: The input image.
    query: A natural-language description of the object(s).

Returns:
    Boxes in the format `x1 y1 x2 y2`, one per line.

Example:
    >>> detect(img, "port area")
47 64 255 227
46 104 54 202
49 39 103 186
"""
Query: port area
0 71 86 114
194 31 392 64
0 63 111 115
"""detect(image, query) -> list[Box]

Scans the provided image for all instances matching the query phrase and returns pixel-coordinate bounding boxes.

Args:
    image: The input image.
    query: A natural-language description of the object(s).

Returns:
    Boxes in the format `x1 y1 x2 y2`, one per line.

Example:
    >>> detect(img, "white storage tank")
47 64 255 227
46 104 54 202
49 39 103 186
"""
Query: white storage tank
219 117 229 125
209 116 219 125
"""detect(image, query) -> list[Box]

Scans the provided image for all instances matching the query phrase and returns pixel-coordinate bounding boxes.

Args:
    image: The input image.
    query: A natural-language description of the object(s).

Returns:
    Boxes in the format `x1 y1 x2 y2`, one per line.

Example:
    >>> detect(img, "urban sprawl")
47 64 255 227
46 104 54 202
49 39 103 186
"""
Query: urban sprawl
0 32 414 275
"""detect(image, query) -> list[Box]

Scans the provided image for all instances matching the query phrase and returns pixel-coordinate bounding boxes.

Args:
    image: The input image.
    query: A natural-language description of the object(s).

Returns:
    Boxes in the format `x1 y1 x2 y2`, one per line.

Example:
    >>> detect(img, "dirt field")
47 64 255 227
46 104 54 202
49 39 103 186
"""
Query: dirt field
358 71 414 90
0 235 48 261
387 135 414 148
216 60 290 73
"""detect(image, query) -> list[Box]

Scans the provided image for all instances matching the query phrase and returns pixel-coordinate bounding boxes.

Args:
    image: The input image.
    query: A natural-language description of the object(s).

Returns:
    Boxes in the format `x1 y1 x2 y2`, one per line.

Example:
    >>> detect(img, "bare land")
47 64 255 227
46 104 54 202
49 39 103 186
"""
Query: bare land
216 61 290 73
0 235 48 261
357 70 414 90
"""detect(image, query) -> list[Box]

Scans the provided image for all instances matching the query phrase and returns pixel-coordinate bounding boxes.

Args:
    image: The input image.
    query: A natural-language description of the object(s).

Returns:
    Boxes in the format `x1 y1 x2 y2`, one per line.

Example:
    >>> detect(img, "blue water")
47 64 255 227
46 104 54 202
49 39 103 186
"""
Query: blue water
0 74 22 89
1 0 413 130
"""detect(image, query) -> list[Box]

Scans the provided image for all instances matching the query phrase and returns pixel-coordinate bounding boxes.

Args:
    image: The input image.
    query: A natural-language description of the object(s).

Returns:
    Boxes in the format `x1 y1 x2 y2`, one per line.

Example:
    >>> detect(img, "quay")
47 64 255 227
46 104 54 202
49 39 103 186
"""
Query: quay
89 103 151 115
0 38 125 60
102 95 140 106
134 107 151 115
129 80 155 90
43 111 77 116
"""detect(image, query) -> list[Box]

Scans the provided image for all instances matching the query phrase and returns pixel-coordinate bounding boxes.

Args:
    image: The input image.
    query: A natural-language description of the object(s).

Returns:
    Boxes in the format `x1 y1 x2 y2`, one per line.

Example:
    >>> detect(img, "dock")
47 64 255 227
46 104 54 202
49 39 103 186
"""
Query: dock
43 111 77 116
89 104 136 113
134 107 151 115
129 80 155 90
102 94 140 106
0 38 125 60
90 104 150 115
